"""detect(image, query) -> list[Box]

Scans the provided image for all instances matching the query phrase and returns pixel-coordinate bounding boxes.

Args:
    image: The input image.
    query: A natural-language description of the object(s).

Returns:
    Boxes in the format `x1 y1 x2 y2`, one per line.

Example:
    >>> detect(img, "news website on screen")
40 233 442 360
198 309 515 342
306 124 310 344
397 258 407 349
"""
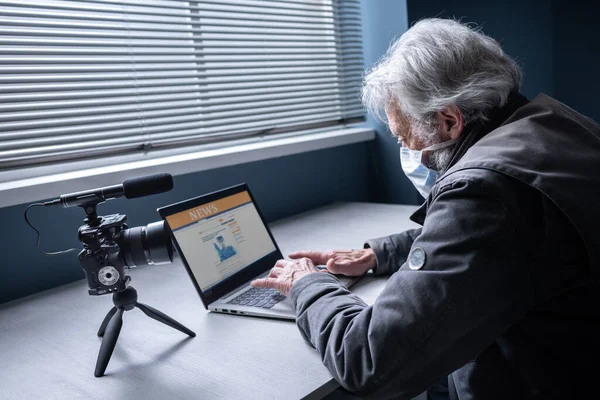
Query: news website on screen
166 191 276 291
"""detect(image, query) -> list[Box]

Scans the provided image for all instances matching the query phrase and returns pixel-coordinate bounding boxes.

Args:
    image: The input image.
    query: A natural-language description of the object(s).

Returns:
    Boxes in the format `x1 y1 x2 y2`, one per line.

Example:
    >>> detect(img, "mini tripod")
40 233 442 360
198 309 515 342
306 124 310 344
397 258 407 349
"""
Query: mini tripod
95 284 196 377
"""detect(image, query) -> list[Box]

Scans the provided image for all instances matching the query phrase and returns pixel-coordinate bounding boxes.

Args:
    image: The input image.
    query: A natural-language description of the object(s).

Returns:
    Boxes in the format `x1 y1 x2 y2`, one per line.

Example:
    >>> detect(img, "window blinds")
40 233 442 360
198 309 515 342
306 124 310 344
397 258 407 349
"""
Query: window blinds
0 0 365 169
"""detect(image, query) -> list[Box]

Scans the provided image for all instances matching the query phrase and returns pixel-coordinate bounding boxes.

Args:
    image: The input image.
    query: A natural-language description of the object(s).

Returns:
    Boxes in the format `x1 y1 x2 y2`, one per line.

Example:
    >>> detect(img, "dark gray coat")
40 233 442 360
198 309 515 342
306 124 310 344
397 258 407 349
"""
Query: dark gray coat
289 94 600 399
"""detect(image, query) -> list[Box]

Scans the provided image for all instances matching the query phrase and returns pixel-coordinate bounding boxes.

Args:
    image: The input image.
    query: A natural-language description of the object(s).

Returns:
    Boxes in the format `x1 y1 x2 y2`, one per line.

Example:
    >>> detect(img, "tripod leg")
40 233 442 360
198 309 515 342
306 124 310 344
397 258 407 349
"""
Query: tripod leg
135 303 196 337
97 306 118 337
95 308 124 377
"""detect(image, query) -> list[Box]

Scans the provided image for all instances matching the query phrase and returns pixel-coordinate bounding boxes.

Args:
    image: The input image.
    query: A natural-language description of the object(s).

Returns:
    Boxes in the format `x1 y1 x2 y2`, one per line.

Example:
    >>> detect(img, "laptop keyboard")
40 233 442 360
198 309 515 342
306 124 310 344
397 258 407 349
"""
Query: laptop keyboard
227 287 286 309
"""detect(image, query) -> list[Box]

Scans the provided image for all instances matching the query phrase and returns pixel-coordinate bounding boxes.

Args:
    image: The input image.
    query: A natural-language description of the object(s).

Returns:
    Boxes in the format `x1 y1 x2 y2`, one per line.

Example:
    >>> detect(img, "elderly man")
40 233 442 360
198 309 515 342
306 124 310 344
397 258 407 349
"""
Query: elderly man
252 18 600 400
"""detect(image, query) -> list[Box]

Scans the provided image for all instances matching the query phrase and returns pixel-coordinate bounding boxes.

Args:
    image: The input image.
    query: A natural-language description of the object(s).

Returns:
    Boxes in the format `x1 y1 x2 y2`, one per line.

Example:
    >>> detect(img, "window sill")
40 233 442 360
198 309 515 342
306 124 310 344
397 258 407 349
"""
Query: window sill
0 126 375 208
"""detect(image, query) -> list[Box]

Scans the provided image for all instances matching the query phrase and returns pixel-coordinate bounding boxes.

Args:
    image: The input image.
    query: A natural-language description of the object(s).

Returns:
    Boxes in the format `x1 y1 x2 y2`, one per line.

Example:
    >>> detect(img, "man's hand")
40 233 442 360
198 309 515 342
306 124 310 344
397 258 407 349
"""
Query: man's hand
288 249 376 276
250 257 319 296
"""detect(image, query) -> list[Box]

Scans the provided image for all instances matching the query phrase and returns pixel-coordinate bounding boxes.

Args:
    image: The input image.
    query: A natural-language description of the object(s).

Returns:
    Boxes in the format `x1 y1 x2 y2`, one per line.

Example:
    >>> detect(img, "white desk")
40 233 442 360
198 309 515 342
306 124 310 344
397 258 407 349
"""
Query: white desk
0 202 419 400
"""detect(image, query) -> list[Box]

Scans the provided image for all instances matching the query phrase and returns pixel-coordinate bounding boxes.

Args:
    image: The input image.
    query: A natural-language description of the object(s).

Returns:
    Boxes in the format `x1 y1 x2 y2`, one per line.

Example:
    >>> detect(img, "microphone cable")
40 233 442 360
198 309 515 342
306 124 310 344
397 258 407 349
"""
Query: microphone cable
24 203 79 256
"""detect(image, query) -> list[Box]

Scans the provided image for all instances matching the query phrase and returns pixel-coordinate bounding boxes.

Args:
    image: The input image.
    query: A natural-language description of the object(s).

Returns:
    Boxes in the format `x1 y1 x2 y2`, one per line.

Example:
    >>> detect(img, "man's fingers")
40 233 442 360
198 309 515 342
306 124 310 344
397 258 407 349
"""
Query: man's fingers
270 260 289 277
251 277 291 296
251 278 277 289
326 258 340 274
288 250 329 264
268 267 282 278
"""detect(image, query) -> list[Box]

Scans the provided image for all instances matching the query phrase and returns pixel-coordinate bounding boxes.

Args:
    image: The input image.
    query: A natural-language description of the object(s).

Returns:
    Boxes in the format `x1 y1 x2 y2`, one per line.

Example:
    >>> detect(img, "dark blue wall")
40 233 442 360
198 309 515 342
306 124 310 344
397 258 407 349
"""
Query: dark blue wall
553 1 600 122
1 143 370 304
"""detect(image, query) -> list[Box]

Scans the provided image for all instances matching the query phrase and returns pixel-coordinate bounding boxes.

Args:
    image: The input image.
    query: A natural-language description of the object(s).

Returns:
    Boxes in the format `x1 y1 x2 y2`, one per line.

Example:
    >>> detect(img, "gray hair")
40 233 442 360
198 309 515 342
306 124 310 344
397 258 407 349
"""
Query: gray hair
362 18 523 125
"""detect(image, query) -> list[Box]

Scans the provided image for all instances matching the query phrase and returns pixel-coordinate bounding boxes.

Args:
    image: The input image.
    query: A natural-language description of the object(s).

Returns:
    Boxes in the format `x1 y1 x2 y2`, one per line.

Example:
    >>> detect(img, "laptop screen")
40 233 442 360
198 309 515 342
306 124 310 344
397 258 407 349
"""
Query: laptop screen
165 190 277 292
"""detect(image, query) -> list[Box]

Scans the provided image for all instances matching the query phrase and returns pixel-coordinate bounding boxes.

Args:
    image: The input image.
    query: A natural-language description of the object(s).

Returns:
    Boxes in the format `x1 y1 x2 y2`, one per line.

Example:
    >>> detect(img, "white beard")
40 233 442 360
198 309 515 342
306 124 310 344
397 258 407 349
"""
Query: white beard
411 121 457 172
428 145 456 172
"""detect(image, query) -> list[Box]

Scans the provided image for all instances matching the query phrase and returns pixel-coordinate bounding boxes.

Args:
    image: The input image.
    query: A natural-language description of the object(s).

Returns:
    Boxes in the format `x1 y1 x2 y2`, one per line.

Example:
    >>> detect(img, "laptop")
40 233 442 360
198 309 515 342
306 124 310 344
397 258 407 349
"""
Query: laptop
157 183 361 320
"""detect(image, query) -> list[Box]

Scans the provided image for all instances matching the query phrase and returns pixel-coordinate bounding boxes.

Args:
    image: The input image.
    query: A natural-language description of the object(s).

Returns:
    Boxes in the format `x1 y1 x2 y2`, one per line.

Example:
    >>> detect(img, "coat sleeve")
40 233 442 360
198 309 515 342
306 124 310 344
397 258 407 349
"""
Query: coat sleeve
289 178 537 399
364 228 422 276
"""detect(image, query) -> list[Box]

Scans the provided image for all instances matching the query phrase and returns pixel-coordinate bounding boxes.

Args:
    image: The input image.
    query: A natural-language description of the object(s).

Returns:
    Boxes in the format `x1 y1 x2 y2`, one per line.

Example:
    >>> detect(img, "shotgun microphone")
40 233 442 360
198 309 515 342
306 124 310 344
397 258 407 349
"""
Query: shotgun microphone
44 173 174 208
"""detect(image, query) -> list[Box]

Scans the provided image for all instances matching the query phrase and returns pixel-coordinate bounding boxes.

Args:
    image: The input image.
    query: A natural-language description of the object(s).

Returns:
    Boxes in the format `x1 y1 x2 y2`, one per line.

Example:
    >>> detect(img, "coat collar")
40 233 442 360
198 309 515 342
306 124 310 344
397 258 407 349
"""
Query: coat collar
444 92 530 173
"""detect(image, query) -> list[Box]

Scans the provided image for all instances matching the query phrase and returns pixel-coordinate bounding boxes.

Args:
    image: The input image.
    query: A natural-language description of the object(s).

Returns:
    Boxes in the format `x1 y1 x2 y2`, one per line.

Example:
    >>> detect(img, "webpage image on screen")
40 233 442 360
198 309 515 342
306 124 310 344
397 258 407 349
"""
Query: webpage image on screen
167 191 276 291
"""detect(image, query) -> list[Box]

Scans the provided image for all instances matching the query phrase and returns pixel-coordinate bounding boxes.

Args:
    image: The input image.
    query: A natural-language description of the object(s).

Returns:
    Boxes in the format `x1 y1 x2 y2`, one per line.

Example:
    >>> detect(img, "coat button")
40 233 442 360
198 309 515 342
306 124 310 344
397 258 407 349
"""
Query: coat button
408 247 426 270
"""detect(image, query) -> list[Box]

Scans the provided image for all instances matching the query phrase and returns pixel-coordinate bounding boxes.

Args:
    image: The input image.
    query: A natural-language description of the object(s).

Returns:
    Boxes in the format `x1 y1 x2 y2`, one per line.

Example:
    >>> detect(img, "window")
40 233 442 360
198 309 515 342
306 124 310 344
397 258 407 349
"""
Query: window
0 0 365 171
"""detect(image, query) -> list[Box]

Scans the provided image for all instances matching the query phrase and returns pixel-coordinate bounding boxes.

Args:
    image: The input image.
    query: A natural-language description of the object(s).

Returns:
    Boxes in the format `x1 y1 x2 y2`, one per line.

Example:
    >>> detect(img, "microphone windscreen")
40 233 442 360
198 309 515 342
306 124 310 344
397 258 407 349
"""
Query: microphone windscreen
123 173 174 199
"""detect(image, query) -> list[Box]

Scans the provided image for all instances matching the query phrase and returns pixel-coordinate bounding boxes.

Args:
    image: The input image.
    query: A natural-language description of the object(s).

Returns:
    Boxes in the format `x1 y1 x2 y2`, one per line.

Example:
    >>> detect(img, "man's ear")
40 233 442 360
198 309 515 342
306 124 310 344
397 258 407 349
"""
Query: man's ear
435 106 464 140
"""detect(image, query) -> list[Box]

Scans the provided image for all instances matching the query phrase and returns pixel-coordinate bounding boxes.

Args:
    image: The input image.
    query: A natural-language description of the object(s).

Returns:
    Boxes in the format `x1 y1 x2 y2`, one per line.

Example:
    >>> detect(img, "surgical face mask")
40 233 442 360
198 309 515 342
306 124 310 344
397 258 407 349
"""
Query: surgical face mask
400 139 459 198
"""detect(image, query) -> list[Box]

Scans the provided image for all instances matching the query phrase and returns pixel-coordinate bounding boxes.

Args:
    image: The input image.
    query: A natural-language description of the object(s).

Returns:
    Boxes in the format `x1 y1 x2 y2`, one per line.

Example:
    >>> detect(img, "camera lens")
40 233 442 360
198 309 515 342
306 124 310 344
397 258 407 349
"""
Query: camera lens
120 221 173 267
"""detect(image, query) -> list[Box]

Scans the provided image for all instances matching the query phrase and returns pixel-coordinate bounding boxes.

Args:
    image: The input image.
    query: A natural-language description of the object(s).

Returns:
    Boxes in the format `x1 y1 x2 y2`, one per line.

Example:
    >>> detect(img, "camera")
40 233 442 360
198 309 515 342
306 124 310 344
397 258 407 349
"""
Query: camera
26 173 195 377
78 213 173 295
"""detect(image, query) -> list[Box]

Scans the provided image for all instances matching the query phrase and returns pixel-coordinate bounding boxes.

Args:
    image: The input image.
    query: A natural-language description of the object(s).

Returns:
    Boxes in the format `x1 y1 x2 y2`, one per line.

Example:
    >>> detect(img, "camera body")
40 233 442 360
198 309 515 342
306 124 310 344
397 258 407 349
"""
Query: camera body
78 214 129 295
78 213 173 296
